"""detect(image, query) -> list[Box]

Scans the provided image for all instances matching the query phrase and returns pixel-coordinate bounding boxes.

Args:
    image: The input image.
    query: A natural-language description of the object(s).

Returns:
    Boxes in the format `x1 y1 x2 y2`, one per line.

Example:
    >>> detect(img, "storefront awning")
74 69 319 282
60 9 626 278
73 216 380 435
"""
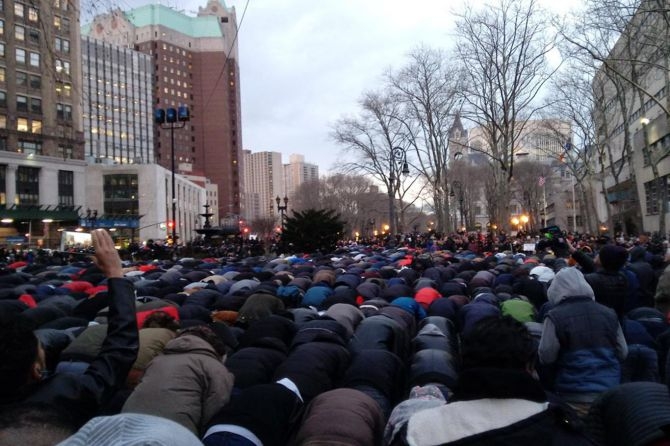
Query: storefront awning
0 205 81 221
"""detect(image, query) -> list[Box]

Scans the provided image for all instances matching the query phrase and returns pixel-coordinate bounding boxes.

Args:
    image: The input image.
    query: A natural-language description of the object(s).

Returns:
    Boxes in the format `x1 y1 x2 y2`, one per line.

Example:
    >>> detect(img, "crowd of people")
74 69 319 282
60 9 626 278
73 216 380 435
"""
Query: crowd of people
1 228 670 445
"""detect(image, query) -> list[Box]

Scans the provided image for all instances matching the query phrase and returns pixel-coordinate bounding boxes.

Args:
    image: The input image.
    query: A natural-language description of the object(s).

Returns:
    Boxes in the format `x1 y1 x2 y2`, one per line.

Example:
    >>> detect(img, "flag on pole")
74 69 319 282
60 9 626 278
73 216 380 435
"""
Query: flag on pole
538 176 546 187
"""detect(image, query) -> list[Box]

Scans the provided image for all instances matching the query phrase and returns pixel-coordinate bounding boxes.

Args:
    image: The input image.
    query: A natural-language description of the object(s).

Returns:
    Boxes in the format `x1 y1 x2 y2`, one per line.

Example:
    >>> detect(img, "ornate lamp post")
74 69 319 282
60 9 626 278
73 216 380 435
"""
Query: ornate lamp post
154 106 190 248
388 146 409 235
520 214 529 232
275 195 289 231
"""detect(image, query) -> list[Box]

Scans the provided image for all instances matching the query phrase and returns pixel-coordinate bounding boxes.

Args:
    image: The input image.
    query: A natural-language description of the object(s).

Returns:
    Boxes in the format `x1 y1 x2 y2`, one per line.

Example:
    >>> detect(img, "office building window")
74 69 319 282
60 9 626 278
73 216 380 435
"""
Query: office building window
55 37 69 53
58 170 74 206
16 48 25 64
18 139 41 155
16 71 27 86
17 117 28 132
104 174 139 214
16 166 39 205
16 95 27 111
0 165 6 205
58 144 73 159
30 98 41 113
28 28 38 44
15 25 24 41
29 74 40 89
56 103 71 120
55 59 70 74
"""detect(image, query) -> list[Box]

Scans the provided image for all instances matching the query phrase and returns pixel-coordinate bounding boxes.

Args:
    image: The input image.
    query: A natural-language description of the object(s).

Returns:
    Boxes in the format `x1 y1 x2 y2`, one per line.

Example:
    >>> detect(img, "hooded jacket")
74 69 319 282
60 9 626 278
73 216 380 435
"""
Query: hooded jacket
122 334 234 435
538 267 627 400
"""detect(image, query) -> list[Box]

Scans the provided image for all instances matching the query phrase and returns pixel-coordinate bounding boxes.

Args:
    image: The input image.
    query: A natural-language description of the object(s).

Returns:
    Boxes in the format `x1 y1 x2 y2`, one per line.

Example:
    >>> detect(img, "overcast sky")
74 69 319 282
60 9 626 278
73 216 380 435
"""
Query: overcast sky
125 0 579 173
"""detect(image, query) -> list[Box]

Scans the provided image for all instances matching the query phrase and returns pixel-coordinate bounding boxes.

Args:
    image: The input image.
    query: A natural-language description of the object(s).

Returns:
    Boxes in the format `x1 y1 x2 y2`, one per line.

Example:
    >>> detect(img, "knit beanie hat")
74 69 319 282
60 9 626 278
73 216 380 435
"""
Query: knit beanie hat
598 245 628 271
57 413 203 446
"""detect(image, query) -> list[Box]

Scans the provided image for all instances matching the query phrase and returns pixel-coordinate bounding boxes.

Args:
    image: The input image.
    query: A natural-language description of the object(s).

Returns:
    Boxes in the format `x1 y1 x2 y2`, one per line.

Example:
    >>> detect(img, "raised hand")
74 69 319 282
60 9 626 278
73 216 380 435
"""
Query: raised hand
92 229 123 279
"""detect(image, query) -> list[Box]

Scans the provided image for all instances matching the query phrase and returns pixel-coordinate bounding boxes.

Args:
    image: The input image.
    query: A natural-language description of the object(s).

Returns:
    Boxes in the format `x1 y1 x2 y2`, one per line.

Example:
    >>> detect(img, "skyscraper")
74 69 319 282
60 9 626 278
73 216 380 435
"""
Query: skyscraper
0 0 86 244
285 153 318 199
81 36 154 165
243 150 284 222
86 0 242 220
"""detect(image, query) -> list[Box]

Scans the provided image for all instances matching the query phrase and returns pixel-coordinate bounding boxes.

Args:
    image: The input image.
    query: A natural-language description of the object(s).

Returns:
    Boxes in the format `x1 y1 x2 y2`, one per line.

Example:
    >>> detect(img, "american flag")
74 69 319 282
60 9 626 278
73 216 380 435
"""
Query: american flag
538 176 546 186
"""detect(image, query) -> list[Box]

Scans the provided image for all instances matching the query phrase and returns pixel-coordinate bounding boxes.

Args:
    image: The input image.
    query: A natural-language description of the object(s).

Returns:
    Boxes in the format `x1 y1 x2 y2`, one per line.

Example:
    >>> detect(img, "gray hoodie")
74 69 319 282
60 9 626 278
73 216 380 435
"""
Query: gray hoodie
547 267 594 305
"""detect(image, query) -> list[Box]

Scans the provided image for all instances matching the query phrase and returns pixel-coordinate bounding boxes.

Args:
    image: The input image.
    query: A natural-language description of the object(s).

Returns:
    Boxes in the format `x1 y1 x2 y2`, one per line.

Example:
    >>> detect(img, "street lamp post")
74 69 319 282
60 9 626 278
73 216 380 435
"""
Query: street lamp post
520 214 529 232
450 181 466 231
154 106 190 249
275 196 289 231
388 146 409 236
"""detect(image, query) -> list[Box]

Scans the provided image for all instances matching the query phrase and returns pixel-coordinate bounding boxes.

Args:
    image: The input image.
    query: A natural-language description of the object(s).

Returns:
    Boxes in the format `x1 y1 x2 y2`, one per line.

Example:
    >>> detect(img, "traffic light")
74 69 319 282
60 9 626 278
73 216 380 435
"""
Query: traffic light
167 220 175 230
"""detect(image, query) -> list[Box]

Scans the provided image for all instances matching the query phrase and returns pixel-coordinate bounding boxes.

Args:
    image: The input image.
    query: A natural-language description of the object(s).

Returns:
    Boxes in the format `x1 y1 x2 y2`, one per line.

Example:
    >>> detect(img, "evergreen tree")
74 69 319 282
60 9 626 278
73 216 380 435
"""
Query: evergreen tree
280 209 345 254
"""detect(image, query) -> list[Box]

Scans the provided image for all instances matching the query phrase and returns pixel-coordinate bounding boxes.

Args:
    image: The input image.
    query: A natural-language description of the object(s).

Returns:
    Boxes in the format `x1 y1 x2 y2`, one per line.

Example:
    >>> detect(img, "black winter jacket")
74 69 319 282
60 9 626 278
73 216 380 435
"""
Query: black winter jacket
572 250 628 319
22 278 138 428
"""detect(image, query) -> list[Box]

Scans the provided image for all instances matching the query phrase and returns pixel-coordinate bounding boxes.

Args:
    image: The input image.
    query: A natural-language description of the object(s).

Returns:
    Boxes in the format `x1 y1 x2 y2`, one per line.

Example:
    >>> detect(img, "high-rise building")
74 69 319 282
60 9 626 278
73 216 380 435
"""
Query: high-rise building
592 4 670 235
0 0 86 245
81 36 154 165
243 150 285 222
86 0 242 220
284 153 318 199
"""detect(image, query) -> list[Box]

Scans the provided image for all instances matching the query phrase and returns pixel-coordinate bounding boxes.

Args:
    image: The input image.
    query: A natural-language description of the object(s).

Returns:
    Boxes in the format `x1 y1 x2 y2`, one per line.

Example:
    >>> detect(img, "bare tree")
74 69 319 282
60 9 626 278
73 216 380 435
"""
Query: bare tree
290 179 324 211
540 63 605 233
291 174 388 238
332 90 420 235
511 161 552 231
249 216 278 242
386 46 464 233
454 0 559 230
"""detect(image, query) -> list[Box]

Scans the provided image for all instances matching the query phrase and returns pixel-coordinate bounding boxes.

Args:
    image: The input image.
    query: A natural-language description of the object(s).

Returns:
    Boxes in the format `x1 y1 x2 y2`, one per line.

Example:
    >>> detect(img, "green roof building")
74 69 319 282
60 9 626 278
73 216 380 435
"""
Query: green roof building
84 0 243 221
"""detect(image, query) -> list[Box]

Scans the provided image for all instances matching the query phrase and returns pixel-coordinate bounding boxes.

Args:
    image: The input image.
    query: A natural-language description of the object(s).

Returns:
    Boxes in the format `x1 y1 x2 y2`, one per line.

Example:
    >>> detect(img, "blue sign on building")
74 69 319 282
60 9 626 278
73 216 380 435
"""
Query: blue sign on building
6 236 28 243
80 218 140 229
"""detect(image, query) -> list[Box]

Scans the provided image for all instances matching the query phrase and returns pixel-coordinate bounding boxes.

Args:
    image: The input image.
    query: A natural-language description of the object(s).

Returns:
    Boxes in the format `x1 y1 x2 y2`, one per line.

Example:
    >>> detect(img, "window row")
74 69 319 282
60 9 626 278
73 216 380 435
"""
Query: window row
55 37 70 54
53 16 70 33
0 114 41 133
53 0 70 12
14 3 39 22
162 77 189 88
56 103 72 121
15 71 42 89
55 59 71 75
55 82 72 97
161 88 191 99
2 23 41 45
14 49 40 67
0 165 73 207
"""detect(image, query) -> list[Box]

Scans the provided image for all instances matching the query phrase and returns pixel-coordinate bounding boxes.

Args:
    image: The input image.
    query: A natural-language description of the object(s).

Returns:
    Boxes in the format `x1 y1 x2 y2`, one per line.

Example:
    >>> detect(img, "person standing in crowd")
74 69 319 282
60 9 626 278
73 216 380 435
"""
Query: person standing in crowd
570 243 630 319
0 229 138 433
539 267 627 418
402 316 592 445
